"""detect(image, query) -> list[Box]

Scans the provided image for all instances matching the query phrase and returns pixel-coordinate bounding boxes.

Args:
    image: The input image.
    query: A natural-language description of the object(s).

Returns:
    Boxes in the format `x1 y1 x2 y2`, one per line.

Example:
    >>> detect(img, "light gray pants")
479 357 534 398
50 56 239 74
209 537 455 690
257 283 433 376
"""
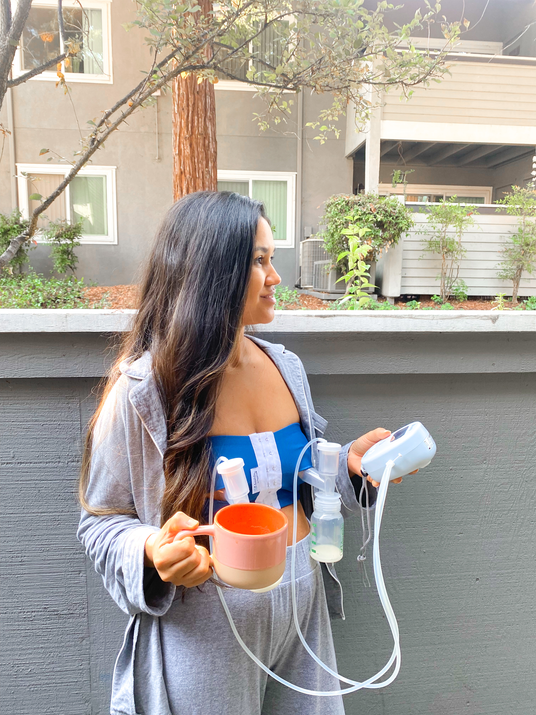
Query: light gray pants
157 535 345 715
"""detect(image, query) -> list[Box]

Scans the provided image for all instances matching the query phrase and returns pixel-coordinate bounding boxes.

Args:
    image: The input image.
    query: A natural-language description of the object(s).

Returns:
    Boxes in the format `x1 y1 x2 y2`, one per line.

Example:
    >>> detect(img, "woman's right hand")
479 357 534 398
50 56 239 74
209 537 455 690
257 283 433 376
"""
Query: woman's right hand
144 512 213 588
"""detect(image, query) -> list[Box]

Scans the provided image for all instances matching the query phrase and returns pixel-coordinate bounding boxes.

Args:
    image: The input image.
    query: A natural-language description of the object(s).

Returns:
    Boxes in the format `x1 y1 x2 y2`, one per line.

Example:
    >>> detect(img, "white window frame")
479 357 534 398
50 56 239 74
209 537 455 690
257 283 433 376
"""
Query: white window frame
13 0 113 84
218 170 296 248
17 163 117 244
379 183 493 205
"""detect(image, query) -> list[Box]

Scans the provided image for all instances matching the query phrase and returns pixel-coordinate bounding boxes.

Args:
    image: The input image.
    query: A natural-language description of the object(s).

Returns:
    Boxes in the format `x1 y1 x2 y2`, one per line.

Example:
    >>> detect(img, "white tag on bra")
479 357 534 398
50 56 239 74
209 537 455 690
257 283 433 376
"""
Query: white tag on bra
251 464 268 493
249 432 282 509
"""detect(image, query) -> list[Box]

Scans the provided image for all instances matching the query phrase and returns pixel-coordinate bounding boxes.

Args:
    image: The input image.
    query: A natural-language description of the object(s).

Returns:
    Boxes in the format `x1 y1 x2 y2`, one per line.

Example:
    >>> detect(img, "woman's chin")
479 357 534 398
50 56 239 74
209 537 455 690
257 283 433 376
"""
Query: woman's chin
242 307 276 326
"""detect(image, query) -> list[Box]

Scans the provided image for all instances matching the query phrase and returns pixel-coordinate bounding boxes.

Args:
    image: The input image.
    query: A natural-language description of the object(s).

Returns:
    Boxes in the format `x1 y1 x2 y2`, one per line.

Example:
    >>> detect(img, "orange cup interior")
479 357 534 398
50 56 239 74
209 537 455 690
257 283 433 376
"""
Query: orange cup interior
216 503 287 536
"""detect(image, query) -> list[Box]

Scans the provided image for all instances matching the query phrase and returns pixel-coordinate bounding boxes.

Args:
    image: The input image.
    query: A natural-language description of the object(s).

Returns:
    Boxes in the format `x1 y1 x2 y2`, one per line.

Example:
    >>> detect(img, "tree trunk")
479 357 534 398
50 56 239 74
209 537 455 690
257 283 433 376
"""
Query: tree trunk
512 265 523 304
171 0 217 201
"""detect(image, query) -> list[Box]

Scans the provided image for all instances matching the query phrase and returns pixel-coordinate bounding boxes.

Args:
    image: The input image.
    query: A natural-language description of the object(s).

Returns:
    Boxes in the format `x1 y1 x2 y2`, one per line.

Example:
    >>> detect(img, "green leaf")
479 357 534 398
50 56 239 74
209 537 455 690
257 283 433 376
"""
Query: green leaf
28 193 42 201
39 148 49 156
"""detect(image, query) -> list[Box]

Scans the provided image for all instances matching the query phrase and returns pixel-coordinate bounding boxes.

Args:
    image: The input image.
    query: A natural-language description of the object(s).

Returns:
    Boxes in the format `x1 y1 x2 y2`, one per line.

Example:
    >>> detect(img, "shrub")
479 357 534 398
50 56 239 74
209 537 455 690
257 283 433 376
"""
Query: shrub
274 285 301 310
495 185 536 304
420 198 478 303
320 193 414 270
44 218 83 275
451 279 468 302
0 271 110 309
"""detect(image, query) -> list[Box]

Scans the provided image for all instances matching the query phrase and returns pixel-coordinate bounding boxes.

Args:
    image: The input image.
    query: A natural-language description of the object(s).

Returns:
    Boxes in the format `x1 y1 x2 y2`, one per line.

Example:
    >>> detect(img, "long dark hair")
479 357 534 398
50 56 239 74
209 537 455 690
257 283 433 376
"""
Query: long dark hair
80 191 266 528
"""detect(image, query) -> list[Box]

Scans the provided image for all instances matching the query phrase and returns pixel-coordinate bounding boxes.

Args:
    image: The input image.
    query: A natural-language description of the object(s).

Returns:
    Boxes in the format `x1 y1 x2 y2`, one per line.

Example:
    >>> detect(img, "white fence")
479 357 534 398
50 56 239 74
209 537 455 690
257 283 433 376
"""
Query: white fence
400 213 536 297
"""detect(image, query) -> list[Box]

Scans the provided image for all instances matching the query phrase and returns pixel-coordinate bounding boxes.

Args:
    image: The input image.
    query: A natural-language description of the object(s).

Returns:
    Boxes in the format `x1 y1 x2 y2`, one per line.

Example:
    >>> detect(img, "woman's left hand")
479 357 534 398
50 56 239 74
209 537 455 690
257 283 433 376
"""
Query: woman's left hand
348 428 404 488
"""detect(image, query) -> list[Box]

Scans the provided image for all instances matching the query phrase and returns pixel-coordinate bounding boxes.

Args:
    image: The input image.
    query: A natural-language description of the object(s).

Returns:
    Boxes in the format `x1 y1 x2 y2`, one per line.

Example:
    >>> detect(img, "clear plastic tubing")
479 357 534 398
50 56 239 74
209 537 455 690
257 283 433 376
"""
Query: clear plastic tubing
208 442 401 696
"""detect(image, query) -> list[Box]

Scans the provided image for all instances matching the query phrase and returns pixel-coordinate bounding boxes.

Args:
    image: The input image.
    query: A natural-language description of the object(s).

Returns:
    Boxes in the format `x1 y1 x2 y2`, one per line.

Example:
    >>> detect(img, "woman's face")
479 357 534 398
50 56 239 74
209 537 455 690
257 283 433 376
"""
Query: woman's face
242 217 281 325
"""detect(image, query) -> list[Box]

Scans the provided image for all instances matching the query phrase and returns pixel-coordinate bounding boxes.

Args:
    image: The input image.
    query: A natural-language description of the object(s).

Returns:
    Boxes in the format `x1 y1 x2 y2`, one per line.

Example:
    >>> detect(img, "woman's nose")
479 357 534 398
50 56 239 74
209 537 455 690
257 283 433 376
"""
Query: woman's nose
267 267 281 286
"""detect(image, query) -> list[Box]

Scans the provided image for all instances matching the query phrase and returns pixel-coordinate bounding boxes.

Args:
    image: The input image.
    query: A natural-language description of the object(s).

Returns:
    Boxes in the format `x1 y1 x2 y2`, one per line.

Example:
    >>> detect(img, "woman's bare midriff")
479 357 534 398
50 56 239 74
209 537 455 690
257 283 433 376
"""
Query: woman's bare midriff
282 500 310 545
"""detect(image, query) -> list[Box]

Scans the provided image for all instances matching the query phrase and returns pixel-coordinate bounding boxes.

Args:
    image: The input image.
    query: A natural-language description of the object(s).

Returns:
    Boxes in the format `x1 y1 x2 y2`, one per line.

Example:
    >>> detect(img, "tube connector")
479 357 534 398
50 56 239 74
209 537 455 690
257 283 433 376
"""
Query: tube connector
216 458 250 504
300 441 341 494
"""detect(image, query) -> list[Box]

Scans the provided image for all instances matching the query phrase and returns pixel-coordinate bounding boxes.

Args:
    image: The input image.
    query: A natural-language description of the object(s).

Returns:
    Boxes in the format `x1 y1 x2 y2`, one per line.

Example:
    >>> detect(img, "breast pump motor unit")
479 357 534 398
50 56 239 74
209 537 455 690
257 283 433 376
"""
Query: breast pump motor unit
209 421 437 697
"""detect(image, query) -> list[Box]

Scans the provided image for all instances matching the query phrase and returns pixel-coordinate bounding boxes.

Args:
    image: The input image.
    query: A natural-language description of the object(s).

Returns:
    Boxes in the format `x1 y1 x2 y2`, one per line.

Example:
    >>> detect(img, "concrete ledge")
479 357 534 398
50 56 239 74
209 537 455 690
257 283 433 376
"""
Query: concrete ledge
1 309 536 333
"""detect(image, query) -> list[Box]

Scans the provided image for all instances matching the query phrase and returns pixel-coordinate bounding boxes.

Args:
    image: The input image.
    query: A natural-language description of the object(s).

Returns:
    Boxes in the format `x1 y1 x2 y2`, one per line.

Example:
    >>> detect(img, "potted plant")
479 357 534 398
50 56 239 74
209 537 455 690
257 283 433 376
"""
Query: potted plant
320 193 414 291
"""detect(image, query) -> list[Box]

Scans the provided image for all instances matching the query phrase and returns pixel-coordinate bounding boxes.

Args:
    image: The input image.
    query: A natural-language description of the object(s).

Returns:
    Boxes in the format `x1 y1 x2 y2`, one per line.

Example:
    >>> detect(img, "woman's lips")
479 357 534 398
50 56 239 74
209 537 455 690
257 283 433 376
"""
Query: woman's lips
261 294 276 304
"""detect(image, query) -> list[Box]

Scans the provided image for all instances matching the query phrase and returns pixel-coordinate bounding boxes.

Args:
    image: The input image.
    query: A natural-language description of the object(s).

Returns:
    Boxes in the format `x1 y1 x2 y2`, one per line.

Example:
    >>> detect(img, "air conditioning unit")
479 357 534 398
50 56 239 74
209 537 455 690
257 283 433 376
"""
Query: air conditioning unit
300 238 329 288
313 261 345 293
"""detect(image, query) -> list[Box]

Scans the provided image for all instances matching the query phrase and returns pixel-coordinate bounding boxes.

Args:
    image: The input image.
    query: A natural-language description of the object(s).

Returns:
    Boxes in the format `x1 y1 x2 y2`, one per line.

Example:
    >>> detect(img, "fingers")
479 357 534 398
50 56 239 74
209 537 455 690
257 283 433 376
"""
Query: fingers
150 511 215 587
366 475 403 487
155 542 213 587
176 546 213 588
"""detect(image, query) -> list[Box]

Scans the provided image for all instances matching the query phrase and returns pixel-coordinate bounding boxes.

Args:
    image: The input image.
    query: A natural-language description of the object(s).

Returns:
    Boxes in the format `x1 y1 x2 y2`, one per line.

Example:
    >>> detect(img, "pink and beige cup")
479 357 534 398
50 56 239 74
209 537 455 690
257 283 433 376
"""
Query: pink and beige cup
175 503 288 592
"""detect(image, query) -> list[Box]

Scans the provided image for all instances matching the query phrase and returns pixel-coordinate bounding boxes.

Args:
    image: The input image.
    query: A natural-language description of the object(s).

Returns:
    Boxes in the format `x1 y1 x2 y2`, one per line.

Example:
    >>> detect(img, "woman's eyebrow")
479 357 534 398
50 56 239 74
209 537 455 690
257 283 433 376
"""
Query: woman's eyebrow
254 246 269 253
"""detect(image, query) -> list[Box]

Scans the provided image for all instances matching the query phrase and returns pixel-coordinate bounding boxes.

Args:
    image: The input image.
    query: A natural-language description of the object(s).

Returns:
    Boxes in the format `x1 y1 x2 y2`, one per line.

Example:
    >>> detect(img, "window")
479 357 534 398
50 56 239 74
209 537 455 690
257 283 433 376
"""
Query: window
379 184 492 205
15 0 112 83
215 21 289 91
17 164 117 244
218 170 296 247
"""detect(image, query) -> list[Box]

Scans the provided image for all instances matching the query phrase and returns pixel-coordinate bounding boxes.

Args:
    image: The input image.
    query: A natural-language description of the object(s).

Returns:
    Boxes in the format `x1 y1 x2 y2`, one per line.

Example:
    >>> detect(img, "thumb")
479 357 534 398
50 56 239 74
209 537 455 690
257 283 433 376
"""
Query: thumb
351 428 391 458
164 511 199 538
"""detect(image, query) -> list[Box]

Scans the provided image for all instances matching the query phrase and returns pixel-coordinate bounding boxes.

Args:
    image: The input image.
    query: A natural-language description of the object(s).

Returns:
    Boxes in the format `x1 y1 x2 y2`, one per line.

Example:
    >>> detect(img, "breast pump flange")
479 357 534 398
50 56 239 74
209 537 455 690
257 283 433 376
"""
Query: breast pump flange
208 421 437 698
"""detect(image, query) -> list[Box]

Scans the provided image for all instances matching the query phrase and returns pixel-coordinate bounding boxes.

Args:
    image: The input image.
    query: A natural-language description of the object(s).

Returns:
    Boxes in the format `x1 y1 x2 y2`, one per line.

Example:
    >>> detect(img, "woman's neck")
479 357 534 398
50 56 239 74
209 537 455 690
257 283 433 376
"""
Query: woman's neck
228 330 253 369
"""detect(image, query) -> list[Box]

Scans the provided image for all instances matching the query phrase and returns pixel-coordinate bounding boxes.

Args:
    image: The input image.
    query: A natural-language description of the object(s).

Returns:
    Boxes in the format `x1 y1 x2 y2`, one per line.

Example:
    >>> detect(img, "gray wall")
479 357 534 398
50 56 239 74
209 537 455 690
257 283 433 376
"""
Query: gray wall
1 316 535 714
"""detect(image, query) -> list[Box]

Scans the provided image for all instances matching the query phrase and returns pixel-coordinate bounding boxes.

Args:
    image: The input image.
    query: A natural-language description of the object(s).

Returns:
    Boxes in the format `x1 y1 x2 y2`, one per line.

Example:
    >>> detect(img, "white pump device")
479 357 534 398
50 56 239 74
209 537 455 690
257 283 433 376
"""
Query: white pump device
209 421 437 697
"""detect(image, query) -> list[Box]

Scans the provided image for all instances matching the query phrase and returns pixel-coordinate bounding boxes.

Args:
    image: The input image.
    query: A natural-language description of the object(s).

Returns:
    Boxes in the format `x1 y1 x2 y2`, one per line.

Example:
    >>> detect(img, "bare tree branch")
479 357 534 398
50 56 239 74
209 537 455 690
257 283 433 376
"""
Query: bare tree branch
0 0 12 39
7 52 68 87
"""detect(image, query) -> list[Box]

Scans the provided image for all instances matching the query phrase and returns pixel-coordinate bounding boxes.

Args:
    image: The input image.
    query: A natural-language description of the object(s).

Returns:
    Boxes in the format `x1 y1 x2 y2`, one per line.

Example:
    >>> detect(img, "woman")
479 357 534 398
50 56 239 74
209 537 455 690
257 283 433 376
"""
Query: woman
78 191 397 715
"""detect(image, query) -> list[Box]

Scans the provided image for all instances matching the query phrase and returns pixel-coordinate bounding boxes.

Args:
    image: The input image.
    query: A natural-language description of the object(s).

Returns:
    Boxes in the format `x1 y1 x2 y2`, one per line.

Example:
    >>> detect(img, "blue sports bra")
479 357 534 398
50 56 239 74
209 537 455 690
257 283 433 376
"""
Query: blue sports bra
208 422 313 512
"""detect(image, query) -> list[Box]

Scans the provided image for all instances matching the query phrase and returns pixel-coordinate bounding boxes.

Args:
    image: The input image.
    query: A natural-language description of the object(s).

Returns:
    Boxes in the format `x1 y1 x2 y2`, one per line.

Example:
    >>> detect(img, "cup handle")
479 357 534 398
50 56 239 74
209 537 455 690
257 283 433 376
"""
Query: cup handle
174 524 215 542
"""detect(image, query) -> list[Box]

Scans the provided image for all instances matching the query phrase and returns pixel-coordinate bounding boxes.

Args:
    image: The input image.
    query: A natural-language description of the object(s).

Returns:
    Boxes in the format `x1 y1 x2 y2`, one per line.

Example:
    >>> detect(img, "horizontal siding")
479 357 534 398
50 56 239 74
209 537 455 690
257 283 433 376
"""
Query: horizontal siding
400 215 536 296
383 62 536 127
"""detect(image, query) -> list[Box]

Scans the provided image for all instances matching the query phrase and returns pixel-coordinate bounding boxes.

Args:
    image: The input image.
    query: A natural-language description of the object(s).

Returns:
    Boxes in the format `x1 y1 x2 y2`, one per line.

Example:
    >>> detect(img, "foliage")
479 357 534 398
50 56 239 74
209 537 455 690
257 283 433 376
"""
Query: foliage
1 0 463 269
451 279 468 302
335 225 375 309
495 185 536 304
523 295 536 310
492 293 508 311
405 299 421 310
431 294 443 305
132 1 461 141
420 198 478 303
391 168 415 202
0 210 32 273
274 285 301 310
321 193 414 270
329 296 399 311
0 271 110 309
440 302 454 310
44 219 83 275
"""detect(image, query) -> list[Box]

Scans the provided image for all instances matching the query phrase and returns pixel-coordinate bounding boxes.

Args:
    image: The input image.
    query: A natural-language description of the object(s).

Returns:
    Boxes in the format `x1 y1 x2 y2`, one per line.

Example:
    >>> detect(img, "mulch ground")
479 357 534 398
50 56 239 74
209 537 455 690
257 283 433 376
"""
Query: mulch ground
84 285 514 311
